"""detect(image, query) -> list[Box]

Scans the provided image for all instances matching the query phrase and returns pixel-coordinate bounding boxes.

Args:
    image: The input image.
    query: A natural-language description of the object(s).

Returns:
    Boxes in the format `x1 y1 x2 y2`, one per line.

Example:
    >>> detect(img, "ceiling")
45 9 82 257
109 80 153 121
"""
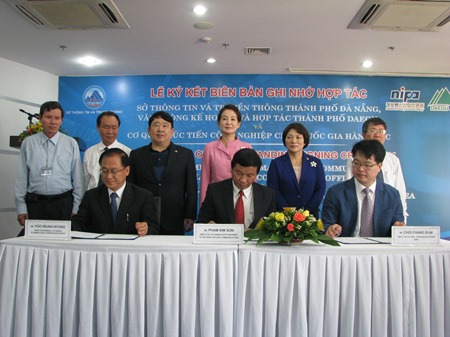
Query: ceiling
0 0 449 77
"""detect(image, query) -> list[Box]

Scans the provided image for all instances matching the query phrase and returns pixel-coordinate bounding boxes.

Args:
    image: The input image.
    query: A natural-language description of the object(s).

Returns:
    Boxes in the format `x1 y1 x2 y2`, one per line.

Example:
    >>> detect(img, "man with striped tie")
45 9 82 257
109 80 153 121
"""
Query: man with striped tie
323 140 405 238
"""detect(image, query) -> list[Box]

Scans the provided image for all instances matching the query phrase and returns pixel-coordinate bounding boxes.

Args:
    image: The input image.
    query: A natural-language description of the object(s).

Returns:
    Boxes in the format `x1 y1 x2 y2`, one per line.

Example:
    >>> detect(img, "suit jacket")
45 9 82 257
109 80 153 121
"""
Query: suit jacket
322 177 404 237
128 142 197 235
267 152 326 216
72 182 159 235
197 179 276 229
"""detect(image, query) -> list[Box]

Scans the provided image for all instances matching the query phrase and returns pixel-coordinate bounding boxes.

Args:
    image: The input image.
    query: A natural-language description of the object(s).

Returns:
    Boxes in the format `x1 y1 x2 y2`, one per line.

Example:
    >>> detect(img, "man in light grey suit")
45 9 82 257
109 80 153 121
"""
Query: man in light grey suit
197 148 276 229
323 140 406 238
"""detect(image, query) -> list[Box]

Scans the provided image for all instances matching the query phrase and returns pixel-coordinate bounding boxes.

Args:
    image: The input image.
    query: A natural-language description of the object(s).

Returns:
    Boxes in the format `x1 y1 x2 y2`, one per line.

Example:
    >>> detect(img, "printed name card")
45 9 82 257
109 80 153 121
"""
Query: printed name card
25 219 71 240
193 223 244 244
391 226 440 246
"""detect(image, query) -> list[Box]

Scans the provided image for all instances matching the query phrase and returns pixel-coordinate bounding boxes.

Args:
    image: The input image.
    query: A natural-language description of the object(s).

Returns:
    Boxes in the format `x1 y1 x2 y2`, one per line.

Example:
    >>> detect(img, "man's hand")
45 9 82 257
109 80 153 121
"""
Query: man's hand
393 221 406 227
184 218 194 232
17 214 28 226
325 224 342 238
135 222 148 236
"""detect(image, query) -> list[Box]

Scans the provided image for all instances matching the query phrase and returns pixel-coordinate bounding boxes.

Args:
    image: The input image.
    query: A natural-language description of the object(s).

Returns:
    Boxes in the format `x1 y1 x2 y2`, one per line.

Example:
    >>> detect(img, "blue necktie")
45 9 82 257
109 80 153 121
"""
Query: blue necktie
110 192 118 223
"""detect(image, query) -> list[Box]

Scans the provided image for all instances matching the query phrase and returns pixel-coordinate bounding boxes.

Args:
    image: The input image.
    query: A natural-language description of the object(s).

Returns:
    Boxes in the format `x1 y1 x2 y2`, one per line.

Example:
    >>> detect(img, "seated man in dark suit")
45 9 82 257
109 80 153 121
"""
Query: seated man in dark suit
72 148 159 236
197 148 276 229
322 140 405 238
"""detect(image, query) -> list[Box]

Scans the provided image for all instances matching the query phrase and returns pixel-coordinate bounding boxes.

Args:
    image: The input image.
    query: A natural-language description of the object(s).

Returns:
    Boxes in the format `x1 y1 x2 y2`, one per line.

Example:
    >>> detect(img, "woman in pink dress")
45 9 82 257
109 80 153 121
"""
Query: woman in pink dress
200 104 252 204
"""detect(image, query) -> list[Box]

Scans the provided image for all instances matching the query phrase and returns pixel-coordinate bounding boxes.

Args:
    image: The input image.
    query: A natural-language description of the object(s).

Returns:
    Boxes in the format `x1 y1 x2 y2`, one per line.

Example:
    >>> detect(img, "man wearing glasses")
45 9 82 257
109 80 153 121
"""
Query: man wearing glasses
323 140 405 238
72 148 159 236
345 117 407 221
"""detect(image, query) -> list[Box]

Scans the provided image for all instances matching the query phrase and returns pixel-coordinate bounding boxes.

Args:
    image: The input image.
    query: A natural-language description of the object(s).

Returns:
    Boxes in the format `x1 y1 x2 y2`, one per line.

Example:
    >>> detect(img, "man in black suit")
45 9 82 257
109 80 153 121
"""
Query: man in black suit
128 111 197 235
197 148 276 229
72 148 159 235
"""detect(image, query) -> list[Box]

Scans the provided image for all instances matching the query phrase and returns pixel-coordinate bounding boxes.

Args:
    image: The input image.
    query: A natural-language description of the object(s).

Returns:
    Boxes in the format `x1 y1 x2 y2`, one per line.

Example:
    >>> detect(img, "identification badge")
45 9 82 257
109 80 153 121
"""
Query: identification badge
41 166 53 176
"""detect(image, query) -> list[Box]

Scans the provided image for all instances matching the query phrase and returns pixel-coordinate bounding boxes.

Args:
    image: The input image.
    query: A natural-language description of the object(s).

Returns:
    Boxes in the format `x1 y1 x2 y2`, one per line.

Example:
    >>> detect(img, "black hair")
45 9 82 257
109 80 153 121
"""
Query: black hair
99 148 130 167
39 101 64 118
97 111 121 127
148 111 174 128
231 148 262 173
351 139 386 164
362 117 387 133
217 104 242 123
282 123 310 148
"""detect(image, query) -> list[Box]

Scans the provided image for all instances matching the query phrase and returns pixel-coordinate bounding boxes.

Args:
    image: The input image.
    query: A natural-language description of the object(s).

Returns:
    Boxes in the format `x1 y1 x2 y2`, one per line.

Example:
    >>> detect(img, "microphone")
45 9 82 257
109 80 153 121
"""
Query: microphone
19 109 39 118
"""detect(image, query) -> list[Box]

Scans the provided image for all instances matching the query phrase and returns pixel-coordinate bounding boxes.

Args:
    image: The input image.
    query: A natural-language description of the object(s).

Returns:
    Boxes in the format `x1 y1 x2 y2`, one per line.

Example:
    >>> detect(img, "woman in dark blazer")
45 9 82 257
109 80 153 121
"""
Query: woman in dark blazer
267 123 326 217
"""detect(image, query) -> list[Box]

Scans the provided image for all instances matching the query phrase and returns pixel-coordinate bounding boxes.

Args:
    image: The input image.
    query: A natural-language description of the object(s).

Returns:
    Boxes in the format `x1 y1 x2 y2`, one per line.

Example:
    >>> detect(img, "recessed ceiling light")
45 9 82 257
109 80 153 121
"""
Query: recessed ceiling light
79 56 101 67
206 58 216 64
193 5 207 15
362 60 373 68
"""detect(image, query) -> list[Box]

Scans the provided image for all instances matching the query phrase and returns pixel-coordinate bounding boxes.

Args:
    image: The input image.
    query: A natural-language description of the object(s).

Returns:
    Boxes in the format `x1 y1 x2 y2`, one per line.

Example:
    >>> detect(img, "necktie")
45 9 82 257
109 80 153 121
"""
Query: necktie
234 190 245 225
98 147 109 187
360 188 374 237
110 192 118 223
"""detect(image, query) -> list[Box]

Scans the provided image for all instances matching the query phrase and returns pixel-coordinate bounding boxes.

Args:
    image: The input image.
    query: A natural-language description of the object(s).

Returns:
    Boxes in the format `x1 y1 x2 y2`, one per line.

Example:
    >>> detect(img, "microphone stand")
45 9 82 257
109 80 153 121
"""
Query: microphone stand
19 109 39 125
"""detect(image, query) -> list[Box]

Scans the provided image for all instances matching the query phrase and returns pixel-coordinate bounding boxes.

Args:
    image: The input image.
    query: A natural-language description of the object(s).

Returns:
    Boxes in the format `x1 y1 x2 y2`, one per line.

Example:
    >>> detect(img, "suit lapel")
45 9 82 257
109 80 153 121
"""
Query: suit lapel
99 186 114 229
373 182 385 235
344 178 359 228
281 154 301 193
114 184 134 231
162 142 177 181
224 181 235 223
145 145 157 181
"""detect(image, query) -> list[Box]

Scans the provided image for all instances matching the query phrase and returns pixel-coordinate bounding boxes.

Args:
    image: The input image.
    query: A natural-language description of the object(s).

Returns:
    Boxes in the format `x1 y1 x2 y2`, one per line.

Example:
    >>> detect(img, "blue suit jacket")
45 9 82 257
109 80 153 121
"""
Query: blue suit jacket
267 152 326 216
322 178 404 237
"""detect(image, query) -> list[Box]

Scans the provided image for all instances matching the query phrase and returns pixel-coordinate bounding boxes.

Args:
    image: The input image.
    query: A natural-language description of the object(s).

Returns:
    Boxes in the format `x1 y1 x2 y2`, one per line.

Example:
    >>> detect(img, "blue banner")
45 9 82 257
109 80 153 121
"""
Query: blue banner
59 74 450 235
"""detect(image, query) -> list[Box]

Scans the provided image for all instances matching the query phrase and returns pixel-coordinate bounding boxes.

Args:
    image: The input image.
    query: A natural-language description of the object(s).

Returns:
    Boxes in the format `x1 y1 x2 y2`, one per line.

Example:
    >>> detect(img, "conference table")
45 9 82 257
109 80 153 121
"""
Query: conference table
0 236 237 337
1 236 449 337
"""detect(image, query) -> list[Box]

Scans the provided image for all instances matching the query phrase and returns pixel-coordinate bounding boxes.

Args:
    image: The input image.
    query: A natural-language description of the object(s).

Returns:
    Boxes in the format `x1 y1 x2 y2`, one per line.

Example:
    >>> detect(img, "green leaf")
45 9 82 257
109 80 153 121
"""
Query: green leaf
316 234 340 246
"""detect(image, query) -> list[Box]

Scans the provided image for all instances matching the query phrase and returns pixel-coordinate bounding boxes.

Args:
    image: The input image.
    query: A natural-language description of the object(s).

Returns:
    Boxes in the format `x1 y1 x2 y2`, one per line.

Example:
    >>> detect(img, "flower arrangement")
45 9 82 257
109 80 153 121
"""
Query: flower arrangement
19 121 43 141
245 208 340 246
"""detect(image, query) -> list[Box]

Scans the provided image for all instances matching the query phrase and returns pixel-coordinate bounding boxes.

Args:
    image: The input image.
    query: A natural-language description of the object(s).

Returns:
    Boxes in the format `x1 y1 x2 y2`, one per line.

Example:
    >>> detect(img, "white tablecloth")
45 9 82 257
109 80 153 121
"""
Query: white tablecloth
235 239 450 337
0 236 237 337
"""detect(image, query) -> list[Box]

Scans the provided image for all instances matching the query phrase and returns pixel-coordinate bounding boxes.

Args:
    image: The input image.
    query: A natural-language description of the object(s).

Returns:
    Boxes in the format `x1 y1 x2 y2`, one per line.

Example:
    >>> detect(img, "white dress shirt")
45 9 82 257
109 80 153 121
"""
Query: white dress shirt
353 179 376 237
232 182 254 229
83 140 131 190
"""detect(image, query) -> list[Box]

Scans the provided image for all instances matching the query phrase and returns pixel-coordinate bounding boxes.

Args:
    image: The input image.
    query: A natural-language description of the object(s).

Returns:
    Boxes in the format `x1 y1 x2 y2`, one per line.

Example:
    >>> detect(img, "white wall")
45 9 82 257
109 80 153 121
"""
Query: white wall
0 57 58 239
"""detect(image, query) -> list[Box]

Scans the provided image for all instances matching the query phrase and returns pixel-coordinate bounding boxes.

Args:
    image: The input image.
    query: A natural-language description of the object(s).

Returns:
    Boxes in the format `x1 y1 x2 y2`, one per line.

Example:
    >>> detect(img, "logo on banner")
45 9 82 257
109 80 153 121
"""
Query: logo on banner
83 85 106 109
428 87 450 111
385 86 424 112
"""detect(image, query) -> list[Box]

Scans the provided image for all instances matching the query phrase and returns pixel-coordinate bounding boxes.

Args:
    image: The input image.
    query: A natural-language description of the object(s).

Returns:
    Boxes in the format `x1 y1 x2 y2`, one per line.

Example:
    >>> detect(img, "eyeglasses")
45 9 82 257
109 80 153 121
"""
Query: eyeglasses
367 128 387 135
351 160 378 170
100 167 126 176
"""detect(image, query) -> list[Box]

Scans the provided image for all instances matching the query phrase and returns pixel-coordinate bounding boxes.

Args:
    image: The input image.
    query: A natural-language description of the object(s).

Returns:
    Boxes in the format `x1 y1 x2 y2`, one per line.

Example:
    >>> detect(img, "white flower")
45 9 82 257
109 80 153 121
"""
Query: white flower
310 161 317 167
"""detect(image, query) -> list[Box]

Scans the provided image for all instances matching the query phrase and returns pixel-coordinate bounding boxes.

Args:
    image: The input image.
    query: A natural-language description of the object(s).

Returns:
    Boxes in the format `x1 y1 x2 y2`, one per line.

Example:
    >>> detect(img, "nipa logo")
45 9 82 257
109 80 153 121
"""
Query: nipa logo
428 87 450 111
390 86 420 102
83 85 106 109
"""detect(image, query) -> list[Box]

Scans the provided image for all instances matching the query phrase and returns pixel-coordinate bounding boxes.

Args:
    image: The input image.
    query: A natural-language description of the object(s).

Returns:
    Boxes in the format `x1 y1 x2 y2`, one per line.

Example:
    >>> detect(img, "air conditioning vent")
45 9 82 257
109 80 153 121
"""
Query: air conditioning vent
4 0 130 30
244 47 272 56
348 0 450 32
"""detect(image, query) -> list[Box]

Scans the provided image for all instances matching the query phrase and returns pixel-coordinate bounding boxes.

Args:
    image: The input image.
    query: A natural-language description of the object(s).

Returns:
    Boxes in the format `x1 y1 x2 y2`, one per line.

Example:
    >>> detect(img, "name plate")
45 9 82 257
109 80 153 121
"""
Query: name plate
193 223 244 244
25 219 71 240
392 226 440 246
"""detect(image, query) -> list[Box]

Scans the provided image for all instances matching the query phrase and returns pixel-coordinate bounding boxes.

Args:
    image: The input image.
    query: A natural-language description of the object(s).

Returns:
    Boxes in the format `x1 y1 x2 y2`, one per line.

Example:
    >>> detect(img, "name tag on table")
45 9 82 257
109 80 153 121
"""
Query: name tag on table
25 219 71 240
392 226 440 246
193 223 244 244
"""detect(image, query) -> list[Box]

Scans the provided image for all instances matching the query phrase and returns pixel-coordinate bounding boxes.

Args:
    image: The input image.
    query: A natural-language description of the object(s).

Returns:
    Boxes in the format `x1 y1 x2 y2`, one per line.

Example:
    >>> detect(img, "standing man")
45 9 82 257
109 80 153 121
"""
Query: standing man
128 111 197 235
324 140 405 238
83 111 131 190
345 117 407 220
14 101 84 236
197 148 276 229
72 148 158 236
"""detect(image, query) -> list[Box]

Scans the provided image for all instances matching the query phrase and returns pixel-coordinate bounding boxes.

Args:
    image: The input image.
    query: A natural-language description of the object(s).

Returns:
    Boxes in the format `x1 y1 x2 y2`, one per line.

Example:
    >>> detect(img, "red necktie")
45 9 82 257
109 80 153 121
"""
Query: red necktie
234 190 245 224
